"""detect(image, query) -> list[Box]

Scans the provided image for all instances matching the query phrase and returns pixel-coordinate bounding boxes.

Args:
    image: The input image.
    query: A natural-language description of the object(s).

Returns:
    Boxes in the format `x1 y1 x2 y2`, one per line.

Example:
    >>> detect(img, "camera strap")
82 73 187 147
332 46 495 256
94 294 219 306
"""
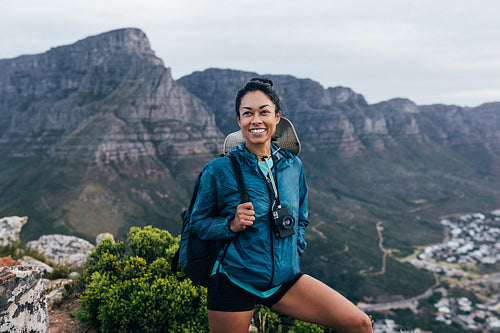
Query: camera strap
263 156 280 210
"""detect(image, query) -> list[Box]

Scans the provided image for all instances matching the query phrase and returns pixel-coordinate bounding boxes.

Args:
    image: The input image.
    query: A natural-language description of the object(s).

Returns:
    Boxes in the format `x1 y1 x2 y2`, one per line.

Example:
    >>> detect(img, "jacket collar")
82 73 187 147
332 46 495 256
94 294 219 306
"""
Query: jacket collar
230 143 289 161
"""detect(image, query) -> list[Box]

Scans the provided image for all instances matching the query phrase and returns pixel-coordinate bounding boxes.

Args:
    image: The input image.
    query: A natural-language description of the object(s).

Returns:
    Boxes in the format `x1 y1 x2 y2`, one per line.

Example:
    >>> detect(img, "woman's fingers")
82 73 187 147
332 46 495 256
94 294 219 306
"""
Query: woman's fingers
230 202 255 232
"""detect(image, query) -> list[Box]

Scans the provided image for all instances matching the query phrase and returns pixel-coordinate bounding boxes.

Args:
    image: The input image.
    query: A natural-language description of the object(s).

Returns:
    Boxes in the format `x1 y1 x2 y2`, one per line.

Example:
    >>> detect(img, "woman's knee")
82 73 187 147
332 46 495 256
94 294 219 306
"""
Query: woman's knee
352 312 373 333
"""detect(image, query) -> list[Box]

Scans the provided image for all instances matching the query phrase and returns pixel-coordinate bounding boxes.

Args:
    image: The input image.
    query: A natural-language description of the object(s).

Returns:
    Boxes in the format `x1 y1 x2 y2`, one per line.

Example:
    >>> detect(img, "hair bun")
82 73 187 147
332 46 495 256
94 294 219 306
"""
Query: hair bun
250 77 273 87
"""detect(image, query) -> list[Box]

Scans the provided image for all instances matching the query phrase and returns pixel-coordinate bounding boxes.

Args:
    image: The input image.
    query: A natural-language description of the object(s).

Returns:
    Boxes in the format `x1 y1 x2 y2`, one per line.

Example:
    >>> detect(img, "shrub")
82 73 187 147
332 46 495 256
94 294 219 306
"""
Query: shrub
75 226 208 332
288 320 325 333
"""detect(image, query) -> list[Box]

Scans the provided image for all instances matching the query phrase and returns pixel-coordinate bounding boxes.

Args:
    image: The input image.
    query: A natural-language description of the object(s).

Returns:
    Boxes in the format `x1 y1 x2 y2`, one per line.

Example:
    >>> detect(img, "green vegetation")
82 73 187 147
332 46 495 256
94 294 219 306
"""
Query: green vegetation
0 241 46 262
252 305 335 333
75 226 208 332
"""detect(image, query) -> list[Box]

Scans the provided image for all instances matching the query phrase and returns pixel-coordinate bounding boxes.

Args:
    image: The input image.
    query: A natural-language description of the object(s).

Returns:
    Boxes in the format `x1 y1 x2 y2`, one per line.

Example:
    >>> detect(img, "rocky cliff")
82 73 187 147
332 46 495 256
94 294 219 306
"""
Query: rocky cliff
180 68 500 161
0 28 222 162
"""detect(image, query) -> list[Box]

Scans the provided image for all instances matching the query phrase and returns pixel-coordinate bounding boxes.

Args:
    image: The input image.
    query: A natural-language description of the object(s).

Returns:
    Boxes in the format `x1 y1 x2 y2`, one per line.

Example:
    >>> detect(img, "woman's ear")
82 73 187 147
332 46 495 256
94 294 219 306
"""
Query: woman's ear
276 110 281 124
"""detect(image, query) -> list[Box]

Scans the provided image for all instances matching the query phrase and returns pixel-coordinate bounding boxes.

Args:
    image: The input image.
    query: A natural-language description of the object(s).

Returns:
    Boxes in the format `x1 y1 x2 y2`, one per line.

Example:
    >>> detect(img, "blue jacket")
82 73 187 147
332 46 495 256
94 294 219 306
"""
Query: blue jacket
190 143 309 290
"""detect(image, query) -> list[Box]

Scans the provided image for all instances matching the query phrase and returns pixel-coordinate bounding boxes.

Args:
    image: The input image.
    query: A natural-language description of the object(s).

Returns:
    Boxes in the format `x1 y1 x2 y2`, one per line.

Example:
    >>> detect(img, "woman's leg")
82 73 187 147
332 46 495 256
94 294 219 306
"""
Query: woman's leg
271 274 373 333
207 310 255 333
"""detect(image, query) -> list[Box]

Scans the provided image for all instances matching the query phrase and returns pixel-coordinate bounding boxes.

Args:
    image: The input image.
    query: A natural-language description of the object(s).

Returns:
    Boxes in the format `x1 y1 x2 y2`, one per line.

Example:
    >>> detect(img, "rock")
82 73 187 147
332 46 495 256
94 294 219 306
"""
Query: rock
0 216 28 247
0 266 49 333
43 278 74 308
27 235 94 268
43 278 73 291
96 232 115 245
17 256 54 276
0 256 20 267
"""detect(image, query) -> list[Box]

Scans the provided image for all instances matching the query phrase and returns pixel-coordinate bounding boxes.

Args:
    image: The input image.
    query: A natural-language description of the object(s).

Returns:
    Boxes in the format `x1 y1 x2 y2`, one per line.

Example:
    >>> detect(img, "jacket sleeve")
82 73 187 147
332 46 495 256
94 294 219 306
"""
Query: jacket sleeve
297 165 309 256
189 164 236 241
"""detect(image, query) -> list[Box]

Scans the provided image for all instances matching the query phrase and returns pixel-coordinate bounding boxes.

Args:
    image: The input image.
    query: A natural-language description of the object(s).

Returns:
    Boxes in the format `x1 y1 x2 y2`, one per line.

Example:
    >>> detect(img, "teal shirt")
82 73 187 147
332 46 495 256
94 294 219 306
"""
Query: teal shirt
211 158 282 298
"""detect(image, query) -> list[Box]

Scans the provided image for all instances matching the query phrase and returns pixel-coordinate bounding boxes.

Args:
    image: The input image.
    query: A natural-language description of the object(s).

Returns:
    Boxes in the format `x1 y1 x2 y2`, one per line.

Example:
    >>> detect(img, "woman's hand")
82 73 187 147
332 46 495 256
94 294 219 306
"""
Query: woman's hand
228 202 255 232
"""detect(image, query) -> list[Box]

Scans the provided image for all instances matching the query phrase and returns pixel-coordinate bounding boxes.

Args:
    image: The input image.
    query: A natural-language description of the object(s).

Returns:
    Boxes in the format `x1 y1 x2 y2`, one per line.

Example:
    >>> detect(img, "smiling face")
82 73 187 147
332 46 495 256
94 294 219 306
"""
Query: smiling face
237 90 281 157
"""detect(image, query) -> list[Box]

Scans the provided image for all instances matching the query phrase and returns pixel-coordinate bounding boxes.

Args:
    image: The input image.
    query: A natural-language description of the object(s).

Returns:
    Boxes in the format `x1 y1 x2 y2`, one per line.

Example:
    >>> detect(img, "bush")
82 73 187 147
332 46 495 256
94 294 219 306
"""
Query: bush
75 226 208 332
253 305 330 333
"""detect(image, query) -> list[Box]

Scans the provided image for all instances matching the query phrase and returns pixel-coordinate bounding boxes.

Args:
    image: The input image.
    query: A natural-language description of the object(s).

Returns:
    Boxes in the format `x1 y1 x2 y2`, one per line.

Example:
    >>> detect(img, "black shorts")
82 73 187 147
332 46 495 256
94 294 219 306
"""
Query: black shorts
207 273 304 312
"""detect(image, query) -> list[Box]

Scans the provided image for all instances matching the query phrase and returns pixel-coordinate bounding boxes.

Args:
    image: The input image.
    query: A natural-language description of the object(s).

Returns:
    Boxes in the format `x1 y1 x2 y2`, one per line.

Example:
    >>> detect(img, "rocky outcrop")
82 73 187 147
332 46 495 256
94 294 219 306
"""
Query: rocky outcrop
27 235 94 268
0 266 49 333
18 256 54 276
0 28 222 162
0 216 28 247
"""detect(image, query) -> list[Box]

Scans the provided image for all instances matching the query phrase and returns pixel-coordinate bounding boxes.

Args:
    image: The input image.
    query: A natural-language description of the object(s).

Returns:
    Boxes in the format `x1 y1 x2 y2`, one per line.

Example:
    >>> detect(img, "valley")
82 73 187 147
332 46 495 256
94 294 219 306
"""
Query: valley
362 209 500 332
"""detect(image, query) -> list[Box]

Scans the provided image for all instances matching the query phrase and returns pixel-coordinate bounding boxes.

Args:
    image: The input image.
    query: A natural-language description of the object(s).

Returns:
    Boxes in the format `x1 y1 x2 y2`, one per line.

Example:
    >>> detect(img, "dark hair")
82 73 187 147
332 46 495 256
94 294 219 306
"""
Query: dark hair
235 78 281 117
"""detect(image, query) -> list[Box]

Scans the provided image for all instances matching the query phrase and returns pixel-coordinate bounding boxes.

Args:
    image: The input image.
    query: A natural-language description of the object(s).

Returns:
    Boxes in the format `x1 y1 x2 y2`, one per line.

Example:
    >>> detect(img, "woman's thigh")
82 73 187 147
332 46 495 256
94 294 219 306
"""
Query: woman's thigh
207 309 254 333
271 274 373 333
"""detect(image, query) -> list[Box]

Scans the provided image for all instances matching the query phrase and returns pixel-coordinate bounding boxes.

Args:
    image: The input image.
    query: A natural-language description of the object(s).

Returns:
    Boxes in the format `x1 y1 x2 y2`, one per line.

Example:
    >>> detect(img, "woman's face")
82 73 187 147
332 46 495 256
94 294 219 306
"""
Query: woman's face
237 90 281 154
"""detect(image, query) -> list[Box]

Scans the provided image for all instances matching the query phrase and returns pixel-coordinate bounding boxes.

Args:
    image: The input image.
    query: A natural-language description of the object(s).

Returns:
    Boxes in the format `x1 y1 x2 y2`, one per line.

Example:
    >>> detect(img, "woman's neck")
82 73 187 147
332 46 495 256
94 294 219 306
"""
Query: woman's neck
245 143 271 161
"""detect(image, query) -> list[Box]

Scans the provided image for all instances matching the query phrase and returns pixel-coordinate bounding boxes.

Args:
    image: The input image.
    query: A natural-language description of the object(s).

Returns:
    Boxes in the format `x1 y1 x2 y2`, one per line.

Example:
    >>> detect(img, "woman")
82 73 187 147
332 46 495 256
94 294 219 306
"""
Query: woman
190 78 373 333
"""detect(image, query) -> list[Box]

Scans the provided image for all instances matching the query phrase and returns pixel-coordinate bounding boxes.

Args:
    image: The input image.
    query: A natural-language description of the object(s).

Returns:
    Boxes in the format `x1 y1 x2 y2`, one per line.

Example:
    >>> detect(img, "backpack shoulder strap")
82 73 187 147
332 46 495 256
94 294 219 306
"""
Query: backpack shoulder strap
228 154 249 203
187 172 203 217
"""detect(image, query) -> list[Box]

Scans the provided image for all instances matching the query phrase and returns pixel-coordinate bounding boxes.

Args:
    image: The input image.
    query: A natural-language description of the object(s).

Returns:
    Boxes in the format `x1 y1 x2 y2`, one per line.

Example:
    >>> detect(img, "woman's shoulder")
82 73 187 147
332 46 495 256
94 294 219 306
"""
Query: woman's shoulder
276 149 303 168
202 155 232 174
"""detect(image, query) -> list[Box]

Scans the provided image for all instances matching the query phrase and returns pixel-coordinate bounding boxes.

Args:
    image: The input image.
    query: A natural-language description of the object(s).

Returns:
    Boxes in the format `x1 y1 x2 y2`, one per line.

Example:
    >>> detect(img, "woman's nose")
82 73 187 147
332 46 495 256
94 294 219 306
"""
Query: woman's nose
251 113 263 123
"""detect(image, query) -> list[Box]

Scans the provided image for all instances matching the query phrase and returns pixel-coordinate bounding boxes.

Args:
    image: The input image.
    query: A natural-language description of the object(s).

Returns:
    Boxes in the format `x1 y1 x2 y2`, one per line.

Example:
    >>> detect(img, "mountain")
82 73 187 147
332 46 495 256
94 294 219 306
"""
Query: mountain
0 28 222 241
1 28 500 301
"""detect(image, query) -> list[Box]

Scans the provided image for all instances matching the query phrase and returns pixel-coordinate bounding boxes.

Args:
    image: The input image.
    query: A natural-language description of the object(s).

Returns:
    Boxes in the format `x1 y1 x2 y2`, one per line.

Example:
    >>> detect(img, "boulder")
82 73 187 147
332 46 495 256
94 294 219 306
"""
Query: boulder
27 234 94 268
0 266 49 333
17 256 54 276
0 216 28 247
96 232 115 245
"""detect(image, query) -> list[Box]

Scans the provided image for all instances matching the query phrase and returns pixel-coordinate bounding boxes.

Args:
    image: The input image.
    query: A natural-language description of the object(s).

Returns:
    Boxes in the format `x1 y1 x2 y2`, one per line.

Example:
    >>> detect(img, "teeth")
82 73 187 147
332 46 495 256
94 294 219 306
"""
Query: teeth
251 129 265 133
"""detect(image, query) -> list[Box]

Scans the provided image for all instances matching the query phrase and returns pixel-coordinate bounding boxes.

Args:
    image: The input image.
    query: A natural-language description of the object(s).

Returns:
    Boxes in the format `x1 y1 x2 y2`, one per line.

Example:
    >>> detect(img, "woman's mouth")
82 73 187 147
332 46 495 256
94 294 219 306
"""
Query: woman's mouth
250 129 266 134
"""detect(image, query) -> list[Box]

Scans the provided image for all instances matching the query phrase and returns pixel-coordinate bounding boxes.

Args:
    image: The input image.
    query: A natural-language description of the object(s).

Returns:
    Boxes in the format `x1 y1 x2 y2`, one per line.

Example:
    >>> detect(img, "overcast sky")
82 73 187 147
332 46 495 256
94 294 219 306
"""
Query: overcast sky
1 0 499 107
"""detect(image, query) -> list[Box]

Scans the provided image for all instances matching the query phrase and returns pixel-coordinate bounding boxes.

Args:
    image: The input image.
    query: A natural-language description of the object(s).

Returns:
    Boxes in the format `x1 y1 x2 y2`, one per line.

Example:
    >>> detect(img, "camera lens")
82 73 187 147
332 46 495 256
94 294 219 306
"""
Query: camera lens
281 216 294 229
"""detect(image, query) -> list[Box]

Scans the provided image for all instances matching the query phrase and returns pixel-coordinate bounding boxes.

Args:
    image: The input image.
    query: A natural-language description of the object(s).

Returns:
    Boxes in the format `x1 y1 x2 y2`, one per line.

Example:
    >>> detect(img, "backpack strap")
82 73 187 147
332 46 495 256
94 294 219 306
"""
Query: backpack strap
228 154 249 203
184 172 203 230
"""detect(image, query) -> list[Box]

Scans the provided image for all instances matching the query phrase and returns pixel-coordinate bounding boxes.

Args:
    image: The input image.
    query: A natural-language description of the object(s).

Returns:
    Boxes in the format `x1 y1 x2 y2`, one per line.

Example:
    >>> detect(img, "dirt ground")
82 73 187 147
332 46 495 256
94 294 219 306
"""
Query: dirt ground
48 294 97 333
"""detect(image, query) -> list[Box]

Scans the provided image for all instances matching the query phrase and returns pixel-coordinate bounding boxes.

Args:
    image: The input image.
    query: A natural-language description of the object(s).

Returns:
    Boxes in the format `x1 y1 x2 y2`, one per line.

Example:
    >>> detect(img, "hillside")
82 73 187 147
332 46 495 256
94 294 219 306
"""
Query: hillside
1 28 500 301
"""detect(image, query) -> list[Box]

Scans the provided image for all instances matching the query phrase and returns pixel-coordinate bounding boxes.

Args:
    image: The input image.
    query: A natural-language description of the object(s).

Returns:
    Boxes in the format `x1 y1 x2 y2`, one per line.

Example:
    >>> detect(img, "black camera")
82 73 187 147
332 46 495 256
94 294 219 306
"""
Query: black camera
271 206 295 239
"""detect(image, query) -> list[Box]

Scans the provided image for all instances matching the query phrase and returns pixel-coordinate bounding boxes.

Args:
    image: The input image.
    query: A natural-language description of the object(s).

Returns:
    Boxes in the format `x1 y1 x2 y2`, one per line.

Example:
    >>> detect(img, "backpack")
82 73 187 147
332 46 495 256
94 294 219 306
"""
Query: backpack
172 155 248 287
